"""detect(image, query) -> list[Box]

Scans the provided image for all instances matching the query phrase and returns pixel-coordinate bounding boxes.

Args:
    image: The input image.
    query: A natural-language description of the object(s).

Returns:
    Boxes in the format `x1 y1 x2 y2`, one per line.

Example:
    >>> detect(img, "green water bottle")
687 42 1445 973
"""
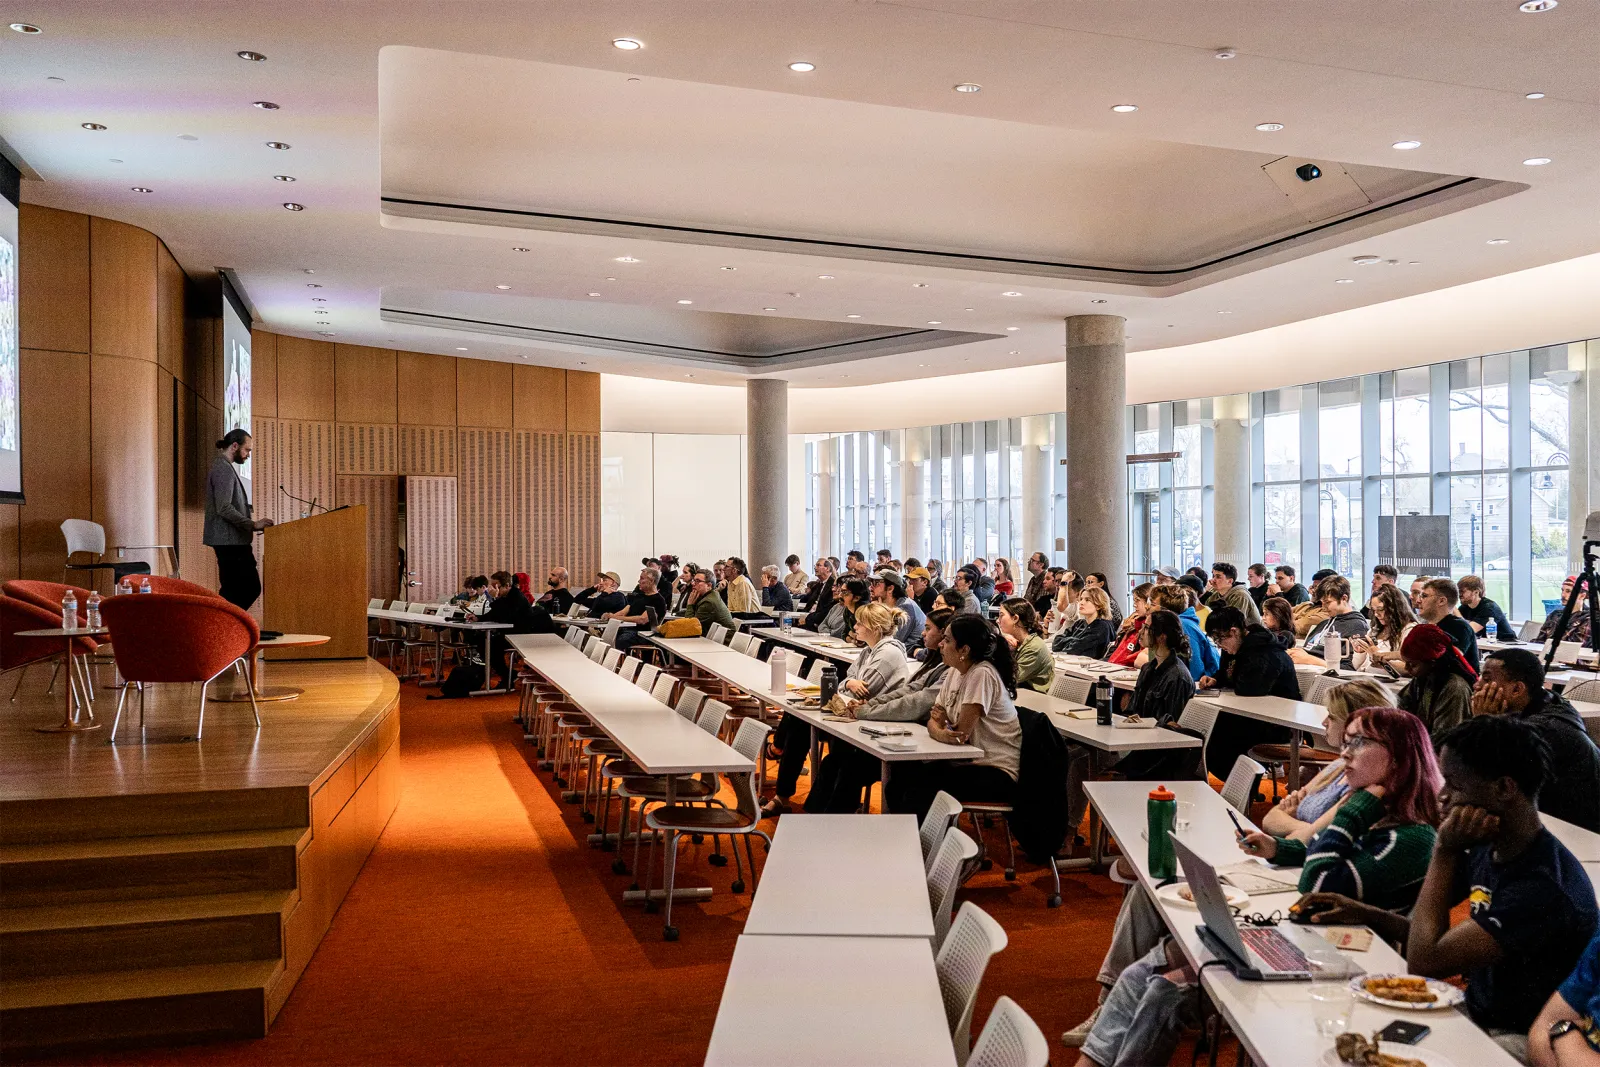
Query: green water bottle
1147 785 1177 880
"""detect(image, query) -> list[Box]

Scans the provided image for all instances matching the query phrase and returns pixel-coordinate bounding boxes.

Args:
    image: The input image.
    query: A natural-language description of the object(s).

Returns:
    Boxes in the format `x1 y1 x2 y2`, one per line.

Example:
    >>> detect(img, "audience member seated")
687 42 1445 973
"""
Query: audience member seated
1148 584 1220 685
908 566 939 615
1105 583 1154 666
450 574 491 615
685 568 736 634
1032 565 1060 618
759 564 795 612
1363 564 1400 621
801 557 837 628
1052 586 1116 659
1537 575 1594 648
1176 574 1210 629
843 549 869 578
1414 576 1480 670
1198 606 1302 779
470 570 547 687
1022 551 1049 607
1292 569 1341 636
804 610 955 814
970 557 997 601
782 554 809 597
533 567 573 616
871 568 924 647
817 576 868 638
1397 623 1477 741
606 567 668 652
949 566 984 615
1300 716 1598 1062
838 602 910 703
888 614 1022 818
1109 609 1199 783
1351 583 1418 669
1245 563 1271 610
1528 930 1600 1067
721 556 762 615
573 571 626 616
1458 574 1513 639
1203 561 1262 626
1047 569 1084 633
1301 574 1370 667
997 598 1053 693
1084 572 1124 626
1474 649 1600 833
1270 563 1310 605
991 557 1016 597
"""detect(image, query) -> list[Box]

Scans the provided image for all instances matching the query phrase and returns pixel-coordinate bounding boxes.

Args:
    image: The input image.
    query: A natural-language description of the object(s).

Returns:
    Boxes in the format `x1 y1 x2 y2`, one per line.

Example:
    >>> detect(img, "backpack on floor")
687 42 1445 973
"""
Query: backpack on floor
441 660 485 699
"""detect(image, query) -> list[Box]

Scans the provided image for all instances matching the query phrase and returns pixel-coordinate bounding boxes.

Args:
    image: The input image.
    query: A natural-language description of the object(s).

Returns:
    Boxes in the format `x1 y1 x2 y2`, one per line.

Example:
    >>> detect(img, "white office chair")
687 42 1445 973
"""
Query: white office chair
1176 698 1219 757
927 826 980 950
367 598 384 610
586 642 607 664
602 647 623 671
729 631 754 655
805 660 826 683
565 627 585 648
1566 678 1600 703
650 673 676 705
1221 755 1267 815
617 657 642 684
60 518 120 586
967 996 1049 1067
635 662 660 692
1518 619 1544 642
1302 673 1342 706
937 902 1009 1067
672 687 707 720
1048 672 1092 704
600 618 623 646
706 623 729 644
920 790 964 872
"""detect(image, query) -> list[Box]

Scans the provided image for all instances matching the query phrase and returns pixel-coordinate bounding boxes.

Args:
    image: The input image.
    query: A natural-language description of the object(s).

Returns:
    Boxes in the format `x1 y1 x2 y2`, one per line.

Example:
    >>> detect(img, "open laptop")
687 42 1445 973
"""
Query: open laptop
1171 835 1361 982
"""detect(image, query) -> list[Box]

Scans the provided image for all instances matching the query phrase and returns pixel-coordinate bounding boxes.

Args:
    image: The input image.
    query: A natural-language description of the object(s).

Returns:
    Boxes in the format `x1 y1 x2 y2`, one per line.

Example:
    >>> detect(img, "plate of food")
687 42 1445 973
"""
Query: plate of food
1114 714 1157 729
1157 881 1248 910
1324 1030 1457 1066
1348 974 1464 1011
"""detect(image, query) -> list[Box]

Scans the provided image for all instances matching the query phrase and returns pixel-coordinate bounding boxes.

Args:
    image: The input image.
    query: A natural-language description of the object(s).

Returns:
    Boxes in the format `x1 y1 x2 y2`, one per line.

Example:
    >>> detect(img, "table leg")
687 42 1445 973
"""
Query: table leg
809 724 820 786
879 760 892 814
1288 730 1303 792
215 648 301 701
36 641 100 733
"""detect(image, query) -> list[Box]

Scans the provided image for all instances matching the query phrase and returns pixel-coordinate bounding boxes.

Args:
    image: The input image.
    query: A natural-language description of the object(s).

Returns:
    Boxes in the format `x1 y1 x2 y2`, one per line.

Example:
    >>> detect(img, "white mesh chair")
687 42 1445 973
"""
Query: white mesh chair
805 660 826 683
635 662 661 692
1566 678 1600 703
602 647 623 670
673 687 707 720
650 673 676 705
616 657 642 684
1221 755 1267 815
1518 619 1544 642
920 790 964 872
967 996 1049 1067
367 598 383 609
927 826 980 950
586 642 608 664
1049 673 1092 704
1302 673 1342 706
565 627 586 647
600 618 623 646
729 631 754 655
617 700 733 881
936 902 1009 1067
706 623 730 644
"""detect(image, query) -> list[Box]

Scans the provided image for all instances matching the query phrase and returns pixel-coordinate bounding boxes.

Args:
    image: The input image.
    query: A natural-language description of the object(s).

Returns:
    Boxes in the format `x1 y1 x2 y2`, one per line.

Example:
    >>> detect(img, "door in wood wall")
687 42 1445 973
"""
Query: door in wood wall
404 475 457 604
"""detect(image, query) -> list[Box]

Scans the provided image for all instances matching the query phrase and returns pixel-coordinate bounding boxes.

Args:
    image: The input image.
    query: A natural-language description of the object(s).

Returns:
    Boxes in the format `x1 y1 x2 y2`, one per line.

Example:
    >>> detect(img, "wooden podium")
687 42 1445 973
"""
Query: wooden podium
262 505 368 659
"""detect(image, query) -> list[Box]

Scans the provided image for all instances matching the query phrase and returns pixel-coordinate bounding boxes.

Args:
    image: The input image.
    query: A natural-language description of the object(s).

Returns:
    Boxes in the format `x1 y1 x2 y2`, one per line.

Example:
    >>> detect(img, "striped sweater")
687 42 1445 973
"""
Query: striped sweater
1273 788 1436 913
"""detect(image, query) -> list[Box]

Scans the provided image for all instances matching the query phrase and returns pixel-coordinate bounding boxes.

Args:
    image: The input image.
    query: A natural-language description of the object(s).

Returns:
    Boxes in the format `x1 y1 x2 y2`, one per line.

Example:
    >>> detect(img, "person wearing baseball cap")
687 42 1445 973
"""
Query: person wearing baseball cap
907 566 938 615
872 568 924 646
574 570 626 616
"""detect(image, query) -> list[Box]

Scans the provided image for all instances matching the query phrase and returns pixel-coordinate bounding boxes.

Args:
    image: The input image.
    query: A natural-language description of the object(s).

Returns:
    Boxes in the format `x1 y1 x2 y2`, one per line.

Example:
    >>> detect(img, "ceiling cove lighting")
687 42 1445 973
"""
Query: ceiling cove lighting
1525 91 1546 99
81 122 106 130
282 202 303 210
1487 238 1511 244
253 100 279 110
788 61 815 72
614 256 640 263
1392 139 1422 150
237 50 266 61
612 37 643 50
1523 156 1552 165
588 292 601 297
952 83 982 93
1110 103 1139 113
1255 122 1284 132
1519 0 1557 11
10 22 42 33
265 141 291 150
1335 278 1354 284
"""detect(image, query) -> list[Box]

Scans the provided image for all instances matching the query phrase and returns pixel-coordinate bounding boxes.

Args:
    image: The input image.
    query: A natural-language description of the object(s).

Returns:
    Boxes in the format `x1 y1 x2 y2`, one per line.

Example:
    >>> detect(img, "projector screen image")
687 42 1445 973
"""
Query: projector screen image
0 187 20 502
220 275 252 501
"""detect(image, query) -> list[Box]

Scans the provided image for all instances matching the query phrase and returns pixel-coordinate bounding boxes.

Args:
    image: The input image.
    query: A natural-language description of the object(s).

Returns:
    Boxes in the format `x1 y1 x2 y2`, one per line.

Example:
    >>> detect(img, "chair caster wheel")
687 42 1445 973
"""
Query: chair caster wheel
1004 868 1016 881
663 926 679 942
644 900 659 914
582 812 595 823
612 860 628 875
731 880 745 894
980 859 993 871
1048 894 1063 908
708 853 728 867
691 833 704 844
628 881 640 892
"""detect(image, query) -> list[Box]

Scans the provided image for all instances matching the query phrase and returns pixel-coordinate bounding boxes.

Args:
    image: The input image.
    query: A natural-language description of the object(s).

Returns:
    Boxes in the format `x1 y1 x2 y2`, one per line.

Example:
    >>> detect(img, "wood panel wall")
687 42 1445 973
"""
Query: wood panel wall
3 204 220 590
251 331 599 602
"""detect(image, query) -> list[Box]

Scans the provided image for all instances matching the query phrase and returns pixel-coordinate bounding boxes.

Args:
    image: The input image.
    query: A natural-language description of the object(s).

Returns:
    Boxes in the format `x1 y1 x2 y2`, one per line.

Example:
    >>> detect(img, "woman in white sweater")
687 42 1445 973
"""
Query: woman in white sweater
842 602 910 700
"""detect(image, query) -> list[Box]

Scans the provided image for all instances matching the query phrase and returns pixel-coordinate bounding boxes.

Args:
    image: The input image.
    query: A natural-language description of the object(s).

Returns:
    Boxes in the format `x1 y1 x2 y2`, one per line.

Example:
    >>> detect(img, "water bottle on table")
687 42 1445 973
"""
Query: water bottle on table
1095 674 1112 726
1486 618 1498 642
86 591 102 630
60 590 78 631
770 648 787 696
1147 785 1177 880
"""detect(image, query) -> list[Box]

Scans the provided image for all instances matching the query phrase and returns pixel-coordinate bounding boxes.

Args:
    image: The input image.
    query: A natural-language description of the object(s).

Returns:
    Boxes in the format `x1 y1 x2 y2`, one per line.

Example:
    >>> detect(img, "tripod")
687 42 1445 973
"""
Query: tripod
1542 537 1600 673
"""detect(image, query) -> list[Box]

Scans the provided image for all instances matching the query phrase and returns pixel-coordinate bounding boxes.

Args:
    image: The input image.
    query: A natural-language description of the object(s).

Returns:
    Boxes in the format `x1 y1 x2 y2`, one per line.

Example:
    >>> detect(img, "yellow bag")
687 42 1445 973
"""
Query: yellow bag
656 617 703 638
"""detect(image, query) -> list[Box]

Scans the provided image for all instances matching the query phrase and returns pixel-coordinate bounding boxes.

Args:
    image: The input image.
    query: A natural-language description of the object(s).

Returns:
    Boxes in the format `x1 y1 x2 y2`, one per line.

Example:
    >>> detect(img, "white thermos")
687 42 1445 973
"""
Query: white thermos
1324 632 1342 670
770 647 787 695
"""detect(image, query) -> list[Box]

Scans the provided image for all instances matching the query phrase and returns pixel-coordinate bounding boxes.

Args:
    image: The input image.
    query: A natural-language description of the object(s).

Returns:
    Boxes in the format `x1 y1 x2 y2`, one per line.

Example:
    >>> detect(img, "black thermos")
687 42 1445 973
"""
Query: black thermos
819 664 839 705
1095 674 1113 726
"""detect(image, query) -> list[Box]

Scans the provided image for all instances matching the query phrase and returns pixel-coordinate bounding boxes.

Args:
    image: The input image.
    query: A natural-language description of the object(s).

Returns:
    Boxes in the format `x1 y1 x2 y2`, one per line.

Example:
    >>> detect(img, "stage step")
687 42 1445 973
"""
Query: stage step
0 889 297 979
0 786 310 845
0 958 284 1053
0 827 308 909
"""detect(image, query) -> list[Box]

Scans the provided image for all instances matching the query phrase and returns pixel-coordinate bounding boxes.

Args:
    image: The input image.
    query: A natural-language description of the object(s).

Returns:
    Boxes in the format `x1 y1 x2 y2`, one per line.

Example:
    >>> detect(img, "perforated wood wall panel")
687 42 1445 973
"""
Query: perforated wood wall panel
398 425 456 475
566 432 601 580
457 429 514 579
404 475 457 604
337 423 398 475
338 475 399 600
513 431 564 586
254 418 336 525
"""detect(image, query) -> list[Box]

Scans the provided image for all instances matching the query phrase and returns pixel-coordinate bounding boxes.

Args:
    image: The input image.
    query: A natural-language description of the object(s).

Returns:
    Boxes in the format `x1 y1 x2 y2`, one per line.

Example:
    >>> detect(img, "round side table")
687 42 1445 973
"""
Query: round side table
213 634 331 702
16 627 109 732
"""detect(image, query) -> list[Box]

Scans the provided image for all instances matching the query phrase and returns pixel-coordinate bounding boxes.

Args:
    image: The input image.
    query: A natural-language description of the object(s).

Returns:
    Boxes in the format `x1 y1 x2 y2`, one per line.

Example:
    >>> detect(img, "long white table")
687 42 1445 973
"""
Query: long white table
706 935 956 1067
1196 692 1328 789
1084 779 1518 1067
744 814 934 940
367 606 514 693
752 626 865 667
1547 814 1600 862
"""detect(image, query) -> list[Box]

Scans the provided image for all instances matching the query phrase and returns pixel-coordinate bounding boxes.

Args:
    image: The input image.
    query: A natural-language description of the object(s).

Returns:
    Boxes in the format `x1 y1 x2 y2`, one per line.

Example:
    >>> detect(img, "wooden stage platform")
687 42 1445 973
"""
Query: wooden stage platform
0 657 401 1056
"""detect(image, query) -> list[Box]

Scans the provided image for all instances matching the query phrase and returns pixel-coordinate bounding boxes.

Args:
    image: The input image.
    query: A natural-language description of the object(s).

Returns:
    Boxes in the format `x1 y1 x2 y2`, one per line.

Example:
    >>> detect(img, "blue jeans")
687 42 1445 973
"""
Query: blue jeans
1081 941 1202 1067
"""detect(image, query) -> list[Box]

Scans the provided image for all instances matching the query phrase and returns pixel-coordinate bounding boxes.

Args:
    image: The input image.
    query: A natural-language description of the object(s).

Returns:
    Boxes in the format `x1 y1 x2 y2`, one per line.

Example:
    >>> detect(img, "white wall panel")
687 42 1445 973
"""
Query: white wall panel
652 434 744 569
601 431 654 578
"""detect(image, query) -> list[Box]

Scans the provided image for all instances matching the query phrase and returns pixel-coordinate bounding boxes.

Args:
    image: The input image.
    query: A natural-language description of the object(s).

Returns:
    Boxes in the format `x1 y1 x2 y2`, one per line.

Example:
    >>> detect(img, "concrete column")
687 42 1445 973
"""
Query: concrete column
1064 315 1128 598
901 427 929 560
1212 393 1252 567
1019 415 1053 563
817 438 835 559
746 378 788 573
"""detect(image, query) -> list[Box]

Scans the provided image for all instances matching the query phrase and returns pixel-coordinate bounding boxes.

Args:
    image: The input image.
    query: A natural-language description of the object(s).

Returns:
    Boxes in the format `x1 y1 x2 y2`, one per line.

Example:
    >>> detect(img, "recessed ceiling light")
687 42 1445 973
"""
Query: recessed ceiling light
912 282 929 288
130 186 152 194
605 277 616 281
612 37 643 50
918 364 929 368
685 373 695 378
1008 350 1019 355
1006 326 1020 331
455 347 468 351
236 50 267 61
1110 104 1139 113
1214 48 1237 59
81 122 106 131
311 297 326 302
1090 299 1108 304
265 141 291 150
1335 278 1354 284
762 307 777 311
273 174 296 182
1525 91 1546 99
720 265 737 271
1002 291 1021 297
1523 156 1552 166
10 23 42 33
1352 254 1382 265
1255 122 1284 132
108 157 122 162
846 314 861 318
953 83 982 93
614 256 639 263
817 275 834 280
1519 0 1556 11
788 61 815 72
318 331 335 337
302 268 316 274
1487 238 1510 244
307 283 322 288
495 284 511 290
588 292 601 297
677 299 693 305
927 321 942 325
1392 139 1422 150
786 291 800 297
1217 310 1233 315
177 133 199 141
512 246 530 252
282 202 303 211
253 100 279 110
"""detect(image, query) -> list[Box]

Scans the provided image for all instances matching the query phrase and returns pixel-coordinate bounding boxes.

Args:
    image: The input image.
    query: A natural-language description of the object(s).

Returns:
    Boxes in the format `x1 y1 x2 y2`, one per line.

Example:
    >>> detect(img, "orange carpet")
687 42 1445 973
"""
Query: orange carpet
45 683 1236 1066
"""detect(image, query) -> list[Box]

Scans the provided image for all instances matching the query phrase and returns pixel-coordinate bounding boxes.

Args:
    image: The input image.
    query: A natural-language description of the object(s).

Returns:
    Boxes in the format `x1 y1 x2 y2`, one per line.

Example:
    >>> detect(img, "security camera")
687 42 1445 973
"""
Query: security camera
1295 163 1322 182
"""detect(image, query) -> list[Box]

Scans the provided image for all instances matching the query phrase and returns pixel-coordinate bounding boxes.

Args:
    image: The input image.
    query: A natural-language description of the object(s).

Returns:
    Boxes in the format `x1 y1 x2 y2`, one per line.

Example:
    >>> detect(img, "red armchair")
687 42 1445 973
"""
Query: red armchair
141 575 223 598
100 592 262 743
2 579 97 627
2 595 100 708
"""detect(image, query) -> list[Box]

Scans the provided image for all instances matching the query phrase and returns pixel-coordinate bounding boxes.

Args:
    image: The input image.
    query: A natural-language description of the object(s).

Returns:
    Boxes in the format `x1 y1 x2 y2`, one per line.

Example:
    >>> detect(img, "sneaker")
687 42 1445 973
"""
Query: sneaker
1061 1006 1100 1048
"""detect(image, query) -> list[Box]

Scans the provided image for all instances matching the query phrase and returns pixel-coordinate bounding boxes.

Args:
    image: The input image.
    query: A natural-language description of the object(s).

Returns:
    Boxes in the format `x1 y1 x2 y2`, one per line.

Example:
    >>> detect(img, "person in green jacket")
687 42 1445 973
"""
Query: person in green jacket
998 597 1054 693
1239 705 1441 913
686 569 736 634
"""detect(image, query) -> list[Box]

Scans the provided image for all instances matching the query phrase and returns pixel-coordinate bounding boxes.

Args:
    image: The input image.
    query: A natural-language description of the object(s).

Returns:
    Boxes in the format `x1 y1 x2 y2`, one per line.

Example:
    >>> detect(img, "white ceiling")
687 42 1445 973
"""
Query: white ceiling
2 0 1597 392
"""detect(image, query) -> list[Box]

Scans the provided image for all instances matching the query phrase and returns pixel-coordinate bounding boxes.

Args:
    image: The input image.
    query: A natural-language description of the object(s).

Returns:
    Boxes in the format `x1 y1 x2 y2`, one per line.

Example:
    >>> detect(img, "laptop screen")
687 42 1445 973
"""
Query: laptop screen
1171 834 1254 961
